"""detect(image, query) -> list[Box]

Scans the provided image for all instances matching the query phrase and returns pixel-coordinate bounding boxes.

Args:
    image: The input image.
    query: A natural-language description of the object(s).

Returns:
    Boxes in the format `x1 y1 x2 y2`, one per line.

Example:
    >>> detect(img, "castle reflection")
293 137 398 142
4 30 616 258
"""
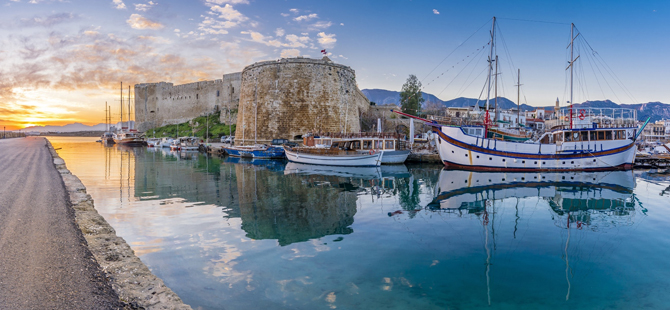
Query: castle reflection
132 148 417 246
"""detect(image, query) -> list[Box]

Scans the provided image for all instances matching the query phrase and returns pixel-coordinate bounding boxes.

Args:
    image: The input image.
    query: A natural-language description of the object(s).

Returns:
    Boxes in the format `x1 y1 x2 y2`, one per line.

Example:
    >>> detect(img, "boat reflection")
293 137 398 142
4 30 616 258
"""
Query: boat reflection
426 169 639 304
429 170 636 221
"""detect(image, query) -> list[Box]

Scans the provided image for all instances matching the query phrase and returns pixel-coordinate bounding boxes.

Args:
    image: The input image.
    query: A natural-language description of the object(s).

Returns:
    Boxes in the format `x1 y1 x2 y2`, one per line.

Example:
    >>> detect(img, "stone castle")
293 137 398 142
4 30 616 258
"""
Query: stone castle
134 57 369 144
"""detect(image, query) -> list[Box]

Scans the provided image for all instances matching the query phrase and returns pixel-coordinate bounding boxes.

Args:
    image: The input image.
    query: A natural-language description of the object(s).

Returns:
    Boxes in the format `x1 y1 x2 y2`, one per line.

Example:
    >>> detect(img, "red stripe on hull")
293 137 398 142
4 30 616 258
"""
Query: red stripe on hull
442 160 633 172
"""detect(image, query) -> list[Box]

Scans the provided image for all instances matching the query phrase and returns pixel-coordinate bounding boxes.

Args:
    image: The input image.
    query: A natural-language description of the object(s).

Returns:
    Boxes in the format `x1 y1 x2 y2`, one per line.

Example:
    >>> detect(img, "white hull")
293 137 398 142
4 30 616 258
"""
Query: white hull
380 150 411 164
285 148 383 167
434 126 636 171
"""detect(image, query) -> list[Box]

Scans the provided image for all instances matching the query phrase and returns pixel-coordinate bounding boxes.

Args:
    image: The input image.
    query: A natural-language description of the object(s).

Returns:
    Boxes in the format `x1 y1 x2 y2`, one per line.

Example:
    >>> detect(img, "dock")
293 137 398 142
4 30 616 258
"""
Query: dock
635 155 670 169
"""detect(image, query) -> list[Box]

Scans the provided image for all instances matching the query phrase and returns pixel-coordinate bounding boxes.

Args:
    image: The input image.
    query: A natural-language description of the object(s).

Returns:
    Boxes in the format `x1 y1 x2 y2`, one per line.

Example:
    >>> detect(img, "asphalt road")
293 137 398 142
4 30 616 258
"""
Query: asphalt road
0 137 123 309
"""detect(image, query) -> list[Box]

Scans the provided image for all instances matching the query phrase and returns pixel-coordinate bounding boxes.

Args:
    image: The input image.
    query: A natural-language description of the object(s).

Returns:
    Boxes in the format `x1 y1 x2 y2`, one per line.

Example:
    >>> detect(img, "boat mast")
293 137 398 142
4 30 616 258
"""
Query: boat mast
567 23 579 129
494 55 499 124
120 82 123 131
128 85 131 130
485 17 495 130
516 69 521 127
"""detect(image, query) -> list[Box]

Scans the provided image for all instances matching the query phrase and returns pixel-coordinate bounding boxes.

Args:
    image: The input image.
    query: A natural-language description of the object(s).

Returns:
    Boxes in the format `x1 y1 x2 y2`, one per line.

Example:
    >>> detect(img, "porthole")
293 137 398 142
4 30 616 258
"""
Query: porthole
522 160 525 164
593 159 596 162
489 157 492 161
502 178 505 181
521 177 525 180
562 176 566 179
562 161 566 164
571 161 574 164
452 150 454 153
502 159 505 162
465 154 468 157
534 161 538 164
543 162 546 165
477 155 480 158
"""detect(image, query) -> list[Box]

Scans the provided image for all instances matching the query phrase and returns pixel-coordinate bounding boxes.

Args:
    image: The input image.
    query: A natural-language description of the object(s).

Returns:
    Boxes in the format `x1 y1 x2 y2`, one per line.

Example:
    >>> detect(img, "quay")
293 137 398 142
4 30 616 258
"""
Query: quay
0 137 190 309
635 155 670 169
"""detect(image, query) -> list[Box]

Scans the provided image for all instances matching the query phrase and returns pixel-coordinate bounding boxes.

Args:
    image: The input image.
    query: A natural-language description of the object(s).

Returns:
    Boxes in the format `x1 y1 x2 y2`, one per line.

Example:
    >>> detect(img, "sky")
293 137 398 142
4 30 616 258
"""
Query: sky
0 0 668 130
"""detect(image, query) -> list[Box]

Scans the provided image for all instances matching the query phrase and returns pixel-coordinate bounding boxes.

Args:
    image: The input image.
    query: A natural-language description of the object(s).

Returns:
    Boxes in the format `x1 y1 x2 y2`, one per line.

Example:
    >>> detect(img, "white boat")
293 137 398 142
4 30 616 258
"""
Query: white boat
146 138 160 147
309 133 410 164
397 20 647 171
284 145 383 167
180 137 200 151
160 137 174 148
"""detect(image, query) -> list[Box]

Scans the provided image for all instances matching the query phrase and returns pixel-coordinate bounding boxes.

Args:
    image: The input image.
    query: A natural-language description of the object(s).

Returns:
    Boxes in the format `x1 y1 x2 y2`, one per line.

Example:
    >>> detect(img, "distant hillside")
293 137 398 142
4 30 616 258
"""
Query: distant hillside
361 89 534 111
24 121 134 133
361 88 670 122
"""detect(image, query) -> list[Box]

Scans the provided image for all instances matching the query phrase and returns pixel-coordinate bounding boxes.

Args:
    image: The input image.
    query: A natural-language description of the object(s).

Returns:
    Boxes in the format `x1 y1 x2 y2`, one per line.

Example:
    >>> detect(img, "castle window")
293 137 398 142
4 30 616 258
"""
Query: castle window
217 90 220 97
196 94 199 99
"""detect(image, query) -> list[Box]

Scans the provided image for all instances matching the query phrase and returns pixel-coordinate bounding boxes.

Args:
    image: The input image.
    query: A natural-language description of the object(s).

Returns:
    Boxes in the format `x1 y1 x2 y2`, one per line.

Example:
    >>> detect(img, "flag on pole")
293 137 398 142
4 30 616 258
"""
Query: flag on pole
321 49 327 55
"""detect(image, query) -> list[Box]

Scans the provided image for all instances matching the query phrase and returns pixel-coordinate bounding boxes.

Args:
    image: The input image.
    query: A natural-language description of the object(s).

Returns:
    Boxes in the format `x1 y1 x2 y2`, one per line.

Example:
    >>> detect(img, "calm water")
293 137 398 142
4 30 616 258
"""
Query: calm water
49 137 670 310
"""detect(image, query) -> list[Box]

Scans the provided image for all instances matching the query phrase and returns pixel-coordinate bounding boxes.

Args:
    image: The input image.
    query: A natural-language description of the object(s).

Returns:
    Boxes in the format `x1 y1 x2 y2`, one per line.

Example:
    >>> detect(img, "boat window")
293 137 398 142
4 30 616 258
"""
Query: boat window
363 140 372 149
564 132 572 142
475 129 482 136
385 140 394 150
598 131 605 140
605 131 612 140
324 139 331 146
616 130 624 140
581 131 588 141
332 142 340 148
375 140 383 149
590 131 597 141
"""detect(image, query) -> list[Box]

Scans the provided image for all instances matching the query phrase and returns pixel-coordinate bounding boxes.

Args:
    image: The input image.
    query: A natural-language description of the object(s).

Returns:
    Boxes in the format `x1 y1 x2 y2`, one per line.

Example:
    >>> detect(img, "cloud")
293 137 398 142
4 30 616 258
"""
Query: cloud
317 32 336 48
127 14 164 30
433 9 440 15
284 34 310 48
198 16 234 35
280 13 289 17
280 49 300 58
289 8 299 13
274 28 285 37
112 0 126 9
294 13 317 22
210 4 247 21
134 1 156 12
340 23 344 26
18 13 78 28
248 31 282 47
309 21 331 30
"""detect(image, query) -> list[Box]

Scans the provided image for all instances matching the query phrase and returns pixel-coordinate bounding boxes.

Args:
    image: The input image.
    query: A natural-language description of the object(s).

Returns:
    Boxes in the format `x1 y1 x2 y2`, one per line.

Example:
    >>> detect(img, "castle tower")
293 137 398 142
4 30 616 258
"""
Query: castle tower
235 57 369 145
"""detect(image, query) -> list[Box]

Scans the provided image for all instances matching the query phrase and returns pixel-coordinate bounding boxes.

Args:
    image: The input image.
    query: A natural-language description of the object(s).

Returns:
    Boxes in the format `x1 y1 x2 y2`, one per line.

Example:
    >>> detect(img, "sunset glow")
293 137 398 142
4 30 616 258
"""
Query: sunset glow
1 0 668 131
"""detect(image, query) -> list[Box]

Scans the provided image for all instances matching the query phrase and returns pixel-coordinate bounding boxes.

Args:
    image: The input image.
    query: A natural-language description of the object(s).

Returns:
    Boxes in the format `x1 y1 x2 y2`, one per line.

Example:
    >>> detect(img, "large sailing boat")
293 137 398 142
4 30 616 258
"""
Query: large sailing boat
403 18 647 171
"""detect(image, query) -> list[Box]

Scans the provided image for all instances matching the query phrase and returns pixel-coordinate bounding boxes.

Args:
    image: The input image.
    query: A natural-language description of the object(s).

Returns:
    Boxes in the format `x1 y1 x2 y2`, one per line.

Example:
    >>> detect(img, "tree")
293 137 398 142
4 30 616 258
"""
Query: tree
400 74 425 116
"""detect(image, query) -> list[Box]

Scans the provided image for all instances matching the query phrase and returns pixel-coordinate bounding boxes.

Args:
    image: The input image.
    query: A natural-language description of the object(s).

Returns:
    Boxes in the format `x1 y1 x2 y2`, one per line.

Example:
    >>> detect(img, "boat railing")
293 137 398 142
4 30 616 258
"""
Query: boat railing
555 107 638 128
310 132 406 139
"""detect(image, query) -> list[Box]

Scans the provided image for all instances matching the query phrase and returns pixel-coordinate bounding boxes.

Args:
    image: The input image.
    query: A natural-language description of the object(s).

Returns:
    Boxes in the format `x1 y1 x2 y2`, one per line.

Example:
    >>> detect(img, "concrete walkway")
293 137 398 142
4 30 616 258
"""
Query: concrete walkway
0 137 123 309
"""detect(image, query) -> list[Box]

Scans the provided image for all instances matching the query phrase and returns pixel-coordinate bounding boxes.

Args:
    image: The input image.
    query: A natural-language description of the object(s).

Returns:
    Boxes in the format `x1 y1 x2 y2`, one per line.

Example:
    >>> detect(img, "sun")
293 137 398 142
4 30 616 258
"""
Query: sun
23 124 37 128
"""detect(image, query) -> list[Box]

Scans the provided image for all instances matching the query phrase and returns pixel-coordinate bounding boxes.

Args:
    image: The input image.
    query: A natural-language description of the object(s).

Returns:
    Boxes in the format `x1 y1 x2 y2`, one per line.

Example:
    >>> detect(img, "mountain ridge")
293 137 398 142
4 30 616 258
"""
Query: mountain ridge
361 89 670 122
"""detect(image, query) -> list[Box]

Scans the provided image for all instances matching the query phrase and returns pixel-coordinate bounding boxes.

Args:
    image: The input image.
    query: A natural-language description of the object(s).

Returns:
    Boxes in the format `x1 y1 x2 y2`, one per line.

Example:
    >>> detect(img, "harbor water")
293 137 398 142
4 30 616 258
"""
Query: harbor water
50 137 670 310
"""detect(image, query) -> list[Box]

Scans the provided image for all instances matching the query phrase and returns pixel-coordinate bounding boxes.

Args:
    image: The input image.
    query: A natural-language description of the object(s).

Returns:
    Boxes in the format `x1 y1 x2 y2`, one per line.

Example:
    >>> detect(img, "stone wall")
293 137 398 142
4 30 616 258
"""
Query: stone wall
235 57 369 145
134 72 241 132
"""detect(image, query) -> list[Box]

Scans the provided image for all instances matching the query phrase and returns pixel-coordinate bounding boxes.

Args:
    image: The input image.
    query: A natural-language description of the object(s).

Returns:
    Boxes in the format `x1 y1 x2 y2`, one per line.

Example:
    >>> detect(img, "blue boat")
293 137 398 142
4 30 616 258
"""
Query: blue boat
223 144 285 159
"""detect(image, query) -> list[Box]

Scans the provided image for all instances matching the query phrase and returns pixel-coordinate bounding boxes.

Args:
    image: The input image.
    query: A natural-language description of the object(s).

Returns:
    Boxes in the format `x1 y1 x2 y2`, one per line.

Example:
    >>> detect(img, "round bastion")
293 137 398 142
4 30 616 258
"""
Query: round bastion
234 57 369 145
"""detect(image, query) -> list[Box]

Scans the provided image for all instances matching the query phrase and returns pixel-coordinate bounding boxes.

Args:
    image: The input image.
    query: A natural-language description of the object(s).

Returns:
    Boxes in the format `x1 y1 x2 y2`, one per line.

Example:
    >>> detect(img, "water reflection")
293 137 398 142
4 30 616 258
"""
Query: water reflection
49 137 670 310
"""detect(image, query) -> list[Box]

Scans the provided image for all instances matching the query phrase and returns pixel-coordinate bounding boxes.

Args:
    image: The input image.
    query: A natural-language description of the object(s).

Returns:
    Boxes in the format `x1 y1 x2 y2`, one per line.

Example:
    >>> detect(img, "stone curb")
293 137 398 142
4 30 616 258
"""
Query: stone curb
46 139 192 310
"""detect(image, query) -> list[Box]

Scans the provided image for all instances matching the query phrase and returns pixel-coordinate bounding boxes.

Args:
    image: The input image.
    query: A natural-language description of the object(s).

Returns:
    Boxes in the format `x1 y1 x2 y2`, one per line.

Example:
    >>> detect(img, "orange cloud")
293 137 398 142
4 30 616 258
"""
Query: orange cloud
127 14 164 30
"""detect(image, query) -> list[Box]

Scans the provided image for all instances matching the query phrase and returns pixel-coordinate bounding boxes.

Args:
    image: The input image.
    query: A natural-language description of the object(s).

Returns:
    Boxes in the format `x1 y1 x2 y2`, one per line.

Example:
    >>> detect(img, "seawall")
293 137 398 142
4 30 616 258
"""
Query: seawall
46 140 192 310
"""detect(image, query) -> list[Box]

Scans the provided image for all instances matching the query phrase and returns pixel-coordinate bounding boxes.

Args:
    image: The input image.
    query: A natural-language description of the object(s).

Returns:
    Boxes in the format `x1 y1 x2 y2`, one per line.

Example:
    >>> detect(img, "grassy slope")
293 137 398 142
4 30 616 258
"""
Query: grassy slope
146 112 236 139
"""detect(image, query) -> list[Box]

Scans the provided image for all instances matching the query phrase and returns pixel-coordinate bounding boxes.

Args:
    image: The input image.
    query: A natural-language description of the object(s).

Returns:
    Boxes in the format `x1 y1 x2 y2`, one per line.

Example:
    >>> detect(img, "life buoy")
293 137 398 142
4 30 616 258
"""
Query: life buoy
369 149 375 155
578 109 586 120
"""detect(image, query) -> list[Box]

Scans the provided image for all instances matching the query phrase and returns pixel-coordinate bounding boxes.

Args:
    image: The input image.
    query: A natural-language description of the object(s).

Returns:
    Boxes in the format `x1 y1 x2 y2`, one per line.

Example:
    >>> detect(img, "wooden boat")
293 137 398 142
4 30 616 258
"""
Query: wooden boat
284 142 383 167
308 133 410 164
113 130 145 146
223 144 285 159
396 20 647 171
179 137 200 151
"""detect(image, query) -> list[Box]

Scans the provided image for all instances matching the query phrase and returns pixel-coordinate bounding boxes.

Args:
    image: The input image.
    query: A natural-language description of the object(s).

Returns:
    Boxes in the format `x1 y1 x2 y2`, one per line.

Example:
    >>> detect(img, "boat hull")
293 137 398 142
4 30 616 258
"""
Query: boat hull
380 150 411 164
224 146 285 159
285 148 382 167
434 126 636 171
